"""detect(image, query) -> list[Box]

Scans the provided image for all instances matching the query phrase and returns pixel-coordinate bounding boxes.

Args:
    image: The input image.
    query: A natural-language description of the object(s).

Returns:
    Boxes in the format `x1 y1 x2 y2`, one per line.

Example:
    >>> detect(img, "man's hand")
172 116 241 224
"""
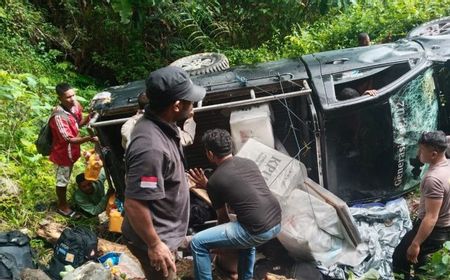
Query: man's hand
187 168 208 189
90 136 99 142
363 89 377 96
148 241 176 277
407 242 420 263
406 196 442 264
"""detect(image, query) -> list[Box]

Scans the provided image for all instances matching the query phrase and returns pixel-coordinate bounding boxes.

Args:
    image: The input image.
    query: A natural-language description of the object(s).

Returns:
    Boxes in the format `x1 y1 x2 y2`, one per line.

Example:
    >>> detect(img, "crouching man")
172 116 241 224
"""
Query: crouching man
73 169 108 217
393 131 450 279
188 129 282 280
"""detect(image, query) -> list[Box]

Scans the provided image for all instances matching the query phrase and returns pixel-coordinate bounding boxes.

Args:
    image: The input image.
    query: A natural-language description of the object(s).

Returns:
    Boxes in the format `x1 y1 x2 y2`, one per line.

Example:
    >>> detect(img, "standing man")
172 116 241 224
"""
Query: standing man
358 32 371 46
393 131 450 279
188 129 282 280
49 83 97 218
121 92 149 149
122 66 205 280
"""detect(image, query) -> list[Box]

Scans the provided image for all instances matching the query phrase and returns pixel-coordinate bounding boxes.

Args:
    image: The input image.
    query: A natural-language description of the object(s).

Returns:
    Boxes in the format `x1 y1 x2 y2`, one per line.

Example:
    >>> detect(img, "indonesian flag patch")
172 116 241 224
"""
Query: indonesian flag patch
140 176 158 189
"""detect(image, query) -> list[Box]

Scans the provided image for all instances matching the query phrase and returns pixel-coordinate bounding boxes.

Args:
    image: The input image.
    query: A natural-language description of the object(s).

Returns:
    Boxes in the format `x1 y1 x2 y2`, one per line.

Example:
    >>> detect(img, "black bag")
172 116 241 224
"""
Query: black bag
35 122 53 156
47 227 98 280
35 111 67 156
189 195 216 228
0 231 34 280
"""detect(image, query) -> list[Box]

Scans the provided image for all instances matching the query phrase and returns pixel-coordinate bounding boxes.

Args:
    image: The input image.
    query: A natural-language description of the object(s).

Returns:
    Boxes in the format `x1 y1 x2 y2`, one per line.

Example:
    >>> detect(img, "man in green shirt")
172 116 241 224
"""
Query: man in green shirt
73 170 108 217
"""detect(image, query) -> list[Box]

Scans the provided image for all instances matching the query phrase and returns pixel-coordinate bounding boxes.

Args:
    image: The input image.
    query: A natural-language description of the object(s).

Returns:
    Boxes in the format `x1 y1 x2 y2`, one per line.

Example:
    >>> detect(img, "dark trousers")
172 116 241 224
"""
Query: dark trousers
392 221 450 280
126 240 177 280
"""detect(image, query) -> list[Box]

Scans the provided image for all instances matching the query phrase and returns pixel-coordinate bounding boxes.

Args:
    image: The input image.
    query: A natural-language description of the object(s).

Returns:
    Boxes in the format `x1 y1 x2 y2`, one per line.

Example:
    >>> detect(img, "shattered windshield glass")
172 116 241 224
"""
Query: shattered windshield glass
390 68 438 191
324 68 438 202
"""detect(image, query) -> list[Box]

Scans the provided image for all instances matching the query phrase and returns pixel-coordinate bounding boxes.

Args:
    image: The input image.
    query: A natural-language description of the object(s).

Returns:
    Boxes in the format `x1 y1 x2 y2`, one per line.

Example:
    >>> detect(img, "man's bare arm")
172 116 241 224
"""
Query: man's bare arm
68 135 98 144
407 197 443 263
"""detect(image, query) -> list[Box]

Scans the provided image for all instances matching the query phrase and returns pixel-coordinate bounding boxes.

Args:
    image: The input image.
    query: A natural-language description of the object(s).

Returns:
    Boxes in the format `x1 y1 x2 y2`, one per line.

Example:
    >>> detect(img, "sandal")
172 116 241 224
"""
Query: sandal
57 208 81 220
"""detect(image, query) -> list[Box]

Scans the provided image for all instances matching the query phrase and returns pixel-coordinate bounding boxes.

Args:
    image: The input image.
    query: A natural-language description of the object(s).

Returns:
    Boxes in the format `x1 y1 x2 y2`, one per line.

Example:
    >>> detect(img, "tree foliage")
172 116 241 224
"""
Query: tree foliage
0 0 450 240
223 0 450 65
19 0 360 83
418 241 450 279
2 0 449 85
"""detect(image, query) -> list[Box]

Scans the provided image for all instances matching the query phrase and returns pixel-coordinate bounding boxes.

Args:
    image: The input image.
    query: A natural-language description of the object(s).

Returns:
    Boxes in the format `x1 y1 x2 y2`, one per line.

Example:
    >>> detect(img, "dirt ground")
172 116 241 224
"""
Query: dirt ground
176 258 195 280
34 192 421 280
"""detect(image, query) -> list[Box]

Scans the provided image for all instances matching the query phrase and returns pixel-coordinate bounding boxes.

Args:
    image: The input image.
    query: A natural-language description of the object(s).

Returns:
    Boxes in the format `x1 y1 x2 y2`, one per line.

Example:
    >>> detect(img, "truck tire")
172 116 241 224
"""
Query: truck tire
407 17 450 38
170 52 229 76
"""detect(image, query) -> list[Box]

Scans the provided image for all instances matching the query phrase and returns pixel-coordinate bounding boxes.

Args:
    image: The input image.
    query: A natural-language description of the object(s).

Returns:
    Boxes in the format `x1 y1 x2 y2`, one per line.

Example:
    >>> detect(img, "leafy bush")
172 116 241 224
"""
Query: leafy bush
18 0 359 83
418 241 450 279
0 2 99 233
222 0 450 65
10 0 448 83
0 70 95 232
283 0 450 55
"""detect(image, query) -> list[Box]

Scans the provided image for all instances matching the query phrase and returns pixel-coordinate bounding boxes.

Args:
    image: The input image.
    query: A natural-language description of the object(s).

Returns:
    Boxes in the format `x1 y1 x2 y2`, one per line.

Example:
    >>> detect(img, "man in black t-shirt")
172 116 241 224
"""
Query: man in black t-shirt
122 66 205 280
188 129 282 280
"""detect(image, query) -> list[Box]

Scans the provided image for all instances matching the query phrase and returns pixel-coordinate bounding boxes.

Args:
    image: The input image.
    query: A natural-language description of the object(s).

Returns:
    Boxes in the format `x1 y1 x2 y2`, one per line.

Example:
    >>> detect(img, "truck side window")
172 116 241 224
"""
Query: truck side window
333 63 411 101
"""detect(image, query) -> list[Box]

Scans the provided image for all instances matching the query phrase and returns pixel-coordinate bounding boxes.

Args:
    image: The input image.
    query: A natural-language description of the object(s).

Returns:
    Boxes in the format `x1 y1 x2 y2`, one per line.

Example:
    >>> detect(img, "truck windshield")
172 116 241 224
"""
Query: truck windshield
324 68 438 202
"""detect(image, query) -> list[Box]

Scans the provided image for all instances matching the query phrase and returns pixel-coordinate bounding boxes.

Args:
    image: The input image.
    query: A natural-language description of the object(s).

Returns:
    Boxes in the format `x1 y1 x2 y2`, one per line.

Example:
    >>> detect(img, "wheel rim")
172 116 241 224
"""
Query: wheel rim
181 58 215 71
412 21 450 37
170 52 229 75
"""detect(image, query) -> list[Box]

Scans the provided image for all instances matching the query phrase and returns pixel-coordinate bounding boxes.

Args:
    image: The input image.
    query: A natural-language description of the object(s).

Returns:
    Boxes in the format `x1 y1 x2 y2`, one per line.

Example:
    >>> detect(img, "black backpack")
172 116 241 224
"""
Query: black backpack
0 231 34 280
47 227 98 280
35 111 67 156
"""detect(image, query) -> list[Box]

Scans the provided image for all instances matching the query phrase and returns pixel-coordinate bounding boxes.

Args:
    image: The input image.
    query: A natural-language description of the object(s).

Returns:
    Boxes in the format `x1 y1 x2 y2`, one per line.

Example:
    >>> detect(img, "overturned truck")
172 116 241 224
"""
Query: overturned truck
89 23 450 205
86 17 450 277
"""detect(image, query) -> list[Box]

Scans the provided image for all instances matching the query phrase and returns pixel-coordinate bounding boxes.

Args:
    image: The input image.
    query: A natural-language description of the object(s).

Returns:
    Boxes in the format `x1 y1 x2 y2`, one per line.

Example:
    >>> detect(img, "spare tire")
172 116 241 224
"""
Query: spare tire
170 52 229 76
407 17 450 38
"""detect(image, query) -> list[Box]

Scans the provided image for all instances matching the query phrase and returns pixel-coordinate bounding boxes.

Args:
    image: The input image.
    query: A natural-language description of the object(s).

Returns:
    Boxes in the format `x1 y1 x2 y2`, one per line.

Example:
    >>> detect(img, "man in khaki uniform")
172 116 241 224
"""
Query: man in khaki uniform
393 131 450 279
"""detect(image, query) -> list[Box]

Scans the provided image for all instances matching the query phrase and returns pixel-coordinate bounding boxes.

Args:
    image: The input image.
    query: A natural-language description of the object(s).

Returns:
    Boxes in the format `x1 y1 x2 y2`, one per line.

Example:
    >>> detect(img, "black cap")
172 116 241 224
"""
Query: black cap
146 66 206 102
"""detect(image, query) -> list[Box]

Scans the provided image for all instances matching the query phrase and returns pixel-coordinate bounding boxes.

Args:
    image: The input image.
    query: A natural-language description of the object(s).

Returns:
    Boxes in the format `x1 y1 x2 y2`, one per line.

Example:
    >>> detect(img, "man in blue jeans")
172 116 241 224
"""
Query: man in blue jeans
188 129 282 280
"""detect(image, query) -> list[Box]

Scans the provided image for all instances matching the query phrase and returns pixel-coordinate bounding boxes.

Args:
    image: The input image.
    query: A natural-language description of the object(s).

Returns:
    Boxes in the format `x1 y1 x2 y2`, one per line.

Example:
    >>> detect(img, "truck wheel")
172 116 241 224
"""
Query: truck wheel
407 17 450 38
170 52 229 76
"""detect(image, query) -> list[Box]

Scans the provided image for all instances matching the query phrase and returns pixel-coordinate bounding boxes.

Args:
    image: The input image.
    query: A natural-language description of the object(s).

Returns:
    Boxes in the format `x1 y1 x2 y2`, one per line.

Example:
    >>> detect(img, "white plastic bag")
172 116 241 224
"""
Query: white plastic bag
236 138 307 198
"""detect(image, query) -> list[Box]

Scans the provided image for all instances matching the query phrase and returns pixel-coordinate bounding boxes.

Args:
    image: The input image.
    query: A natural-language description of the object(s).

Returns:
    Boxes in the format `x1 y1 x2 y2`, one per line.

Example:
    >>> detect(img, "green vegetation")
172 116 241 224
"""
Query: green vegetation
7 0 447 83
0 0 98 234
1 0 450 274
224 0 450 64
418 241 450 279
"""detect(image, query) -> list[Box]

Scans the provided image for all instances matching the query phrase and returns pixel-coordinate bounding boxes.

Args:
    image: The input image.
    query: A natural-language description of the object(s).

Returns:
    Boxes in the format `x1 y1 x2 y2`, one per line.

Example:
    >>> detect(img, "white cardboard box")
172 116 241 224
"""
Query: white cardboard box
230 104 275 152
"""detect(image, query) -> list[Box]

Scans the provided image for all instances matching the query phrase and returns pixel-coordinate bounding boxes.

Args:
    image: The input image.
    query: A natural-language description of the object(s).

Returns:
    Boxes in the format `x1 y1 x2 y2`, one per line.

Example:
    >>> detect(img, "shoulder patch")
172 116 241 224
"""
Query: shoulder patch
140 176 158 189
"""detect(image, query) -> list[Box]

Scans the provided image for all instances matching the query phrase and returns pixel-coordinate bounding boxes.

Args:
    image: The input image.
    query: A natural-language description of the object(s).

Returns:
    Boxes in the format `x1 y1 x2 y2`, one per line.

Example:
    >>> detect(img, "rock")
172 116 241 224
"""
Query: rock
62 262 111 280
98 239 133 259
0 176 20 198
20 268 52 280
36 219 65 244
